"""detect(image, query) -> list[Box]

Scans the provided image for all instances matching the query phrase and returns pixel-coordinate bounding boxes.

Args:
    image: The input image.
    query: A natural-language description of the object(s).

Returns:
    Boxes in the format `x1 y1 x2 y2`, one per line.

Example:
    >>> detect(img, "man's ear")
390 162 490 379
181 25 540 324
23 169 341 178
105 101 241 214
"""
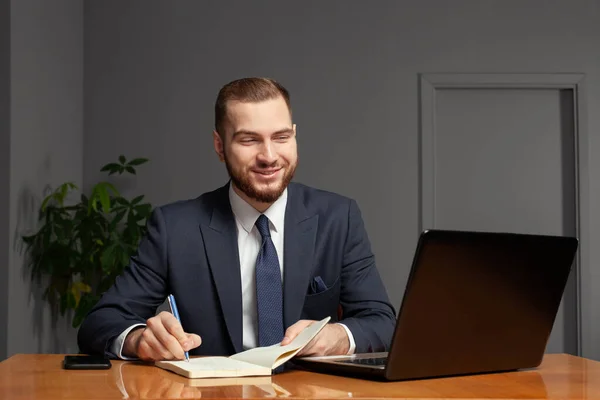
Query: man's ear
293 123 297 136
213 131 225 162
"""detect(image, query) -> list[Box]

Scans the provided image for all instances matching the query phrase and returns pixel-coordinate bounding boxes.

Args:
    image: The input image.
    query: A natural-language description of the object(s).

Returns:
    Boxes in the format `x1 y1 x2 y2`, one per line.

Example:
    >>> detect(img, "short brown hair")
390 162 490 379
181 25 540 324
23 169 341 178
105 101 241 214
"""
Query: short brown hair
214 77 291 136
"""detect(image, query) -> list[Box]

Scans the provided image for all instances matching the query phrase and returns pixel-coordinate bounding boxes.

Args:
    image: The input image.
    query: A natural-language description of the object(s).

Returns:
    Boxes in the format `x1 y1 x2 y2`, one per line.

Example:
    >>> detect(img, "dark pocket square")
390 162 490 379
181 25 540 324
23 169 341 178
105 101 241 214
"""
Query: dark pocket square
310 276 328 294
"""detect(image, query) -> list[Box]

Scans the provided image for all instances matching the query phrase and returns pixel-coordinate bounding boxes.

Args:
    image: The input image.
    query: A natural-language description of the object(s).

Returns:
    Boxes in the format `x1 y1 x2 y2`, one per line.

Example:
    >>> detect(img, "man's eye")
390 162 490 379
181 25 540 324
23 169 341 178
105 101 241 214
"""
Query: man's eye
240 138 257 143
275 136 289 141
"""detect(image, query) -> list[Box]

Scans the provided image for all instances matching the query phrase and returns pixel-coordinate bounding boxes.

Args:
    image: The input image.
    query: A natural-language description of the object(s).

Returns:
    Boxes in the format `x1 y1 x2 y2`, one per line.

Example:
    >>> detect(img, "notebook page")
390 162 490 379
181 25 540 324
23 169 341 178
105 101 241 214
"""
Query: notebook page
230 316 330 369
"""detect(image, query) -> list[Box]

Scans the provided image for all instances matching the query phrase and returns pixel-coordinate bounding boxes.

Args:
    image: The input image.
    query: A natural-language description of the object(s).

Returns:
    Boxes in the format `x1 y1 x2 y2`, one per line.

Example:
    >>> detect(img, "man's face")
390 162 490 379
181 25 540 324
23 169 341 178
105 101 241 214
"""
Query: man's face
214 96 298 206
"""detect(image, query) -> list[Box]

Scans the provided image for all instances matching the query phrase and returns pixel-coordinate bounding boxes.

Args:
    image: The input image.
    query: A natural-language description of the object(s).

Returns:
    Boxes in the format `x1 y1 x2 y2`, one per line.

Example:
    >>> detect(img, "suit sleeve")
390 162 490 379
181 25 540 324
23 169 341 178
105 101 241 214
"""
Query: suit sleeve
77 207 170 357
338 199 397 353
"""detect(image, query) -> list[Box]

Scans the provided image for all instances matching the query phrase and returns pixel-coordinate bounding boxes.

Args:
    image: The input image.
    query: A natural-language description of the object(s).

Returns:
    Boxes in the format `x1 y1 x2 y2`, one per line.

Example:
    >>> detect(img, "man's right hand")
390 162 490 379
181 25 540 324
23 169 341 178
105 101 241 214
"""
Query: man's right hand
123 311 202 361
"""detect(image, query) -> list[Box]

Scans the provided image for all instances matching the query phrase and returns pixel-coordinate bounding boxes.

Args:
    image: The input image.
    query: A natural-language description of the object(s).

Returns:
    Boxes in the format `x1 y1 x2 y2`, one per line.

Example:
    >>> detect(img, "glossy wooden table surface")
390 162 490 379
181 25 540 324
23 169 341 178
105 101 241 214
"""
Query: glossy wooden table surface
1 353 599 399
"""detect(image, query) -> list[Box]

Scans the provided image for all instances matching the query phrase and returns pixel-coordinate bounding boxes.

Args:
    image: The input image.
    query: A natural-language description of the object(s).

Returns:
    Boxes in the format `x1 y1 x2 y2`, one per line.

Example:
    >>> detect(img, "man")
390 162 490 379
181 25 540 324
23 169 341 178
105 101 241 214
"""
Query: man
77 77 396 361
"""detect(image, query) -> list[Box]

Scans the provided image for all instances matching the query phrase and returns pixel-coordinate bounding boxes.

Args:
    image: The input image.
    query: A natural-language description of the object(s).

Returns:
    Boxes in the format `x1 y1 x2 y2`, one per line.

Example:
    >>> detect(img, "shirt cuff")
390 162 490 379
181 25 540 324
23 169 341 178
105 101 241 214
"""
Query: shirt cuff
111 323 146 360
336 323 356 355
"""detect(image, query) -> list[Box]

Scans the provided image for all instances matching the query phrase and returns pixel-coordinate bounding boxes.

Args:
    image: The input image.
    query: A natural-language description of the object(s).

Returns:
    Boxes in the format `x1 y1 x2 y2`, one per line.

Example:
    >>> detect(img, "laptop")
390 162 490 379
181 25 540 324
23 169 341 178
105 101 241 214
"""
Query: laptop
293 229 579 381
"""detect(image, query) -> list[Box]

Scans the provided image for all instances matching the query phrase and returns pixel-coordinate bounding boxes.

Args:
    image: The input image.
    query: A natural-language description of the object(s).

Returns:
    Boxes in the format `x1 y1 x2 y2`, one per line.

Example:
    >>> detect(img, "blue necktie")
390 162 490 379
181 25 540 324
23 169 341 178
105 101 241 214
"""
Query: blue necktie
255 214 284 347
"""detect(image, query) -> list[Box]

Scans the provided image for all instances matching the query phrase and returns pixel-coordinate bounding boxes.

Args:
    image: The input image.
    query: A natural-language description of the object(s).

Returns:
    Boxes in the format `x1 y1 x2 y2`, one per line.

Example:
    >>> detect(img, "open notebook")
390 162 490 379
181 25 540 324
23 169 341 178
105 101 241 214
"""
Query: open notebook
155 316 330 378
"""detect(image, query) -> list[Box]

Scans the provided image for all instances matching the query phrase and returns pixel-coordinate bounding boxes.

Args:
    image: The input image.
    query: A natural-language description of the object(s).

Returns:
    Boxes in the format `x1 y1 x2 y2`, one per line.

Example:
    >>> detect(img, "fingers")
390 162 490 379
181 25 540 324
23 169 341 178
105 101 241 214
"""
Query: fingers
137 329 202 362
133 312 202 361
158 312 202 351
296 324 350 356
146 314 186 360
138 327 174 361
185 333 202 350
281 320 314 345
160 311 188 343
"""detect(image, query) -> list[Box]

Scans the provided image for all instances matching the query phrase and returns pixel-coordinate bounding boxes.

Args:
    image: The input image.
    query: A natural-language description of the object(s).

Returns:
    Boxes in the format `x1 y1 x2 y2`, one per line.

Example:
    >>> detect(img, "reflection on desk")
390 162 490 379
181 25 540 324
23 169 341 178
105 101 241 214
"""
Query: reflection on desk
112 360 364 399
108 357 554 399
113 362 293 398
0 354 599 399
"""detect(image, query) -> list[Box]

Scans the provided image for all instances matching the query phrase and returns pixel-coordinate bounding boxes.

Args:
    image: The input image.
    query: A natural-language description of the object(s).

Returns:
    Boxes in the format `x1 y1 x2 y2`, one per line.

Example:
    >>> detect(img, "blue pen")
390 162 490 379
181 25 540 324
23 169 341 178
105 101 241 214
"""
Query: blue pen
167 294 189 362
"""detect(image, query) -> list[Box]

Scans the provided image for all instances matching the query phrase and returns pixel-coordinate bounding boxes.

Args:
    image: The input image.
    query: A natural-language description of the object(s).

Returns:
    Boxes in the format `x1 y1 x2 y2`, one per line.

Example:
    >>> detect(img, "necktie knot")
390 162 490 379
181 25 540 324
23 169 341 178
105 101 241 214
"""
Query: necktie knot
255 214 271 238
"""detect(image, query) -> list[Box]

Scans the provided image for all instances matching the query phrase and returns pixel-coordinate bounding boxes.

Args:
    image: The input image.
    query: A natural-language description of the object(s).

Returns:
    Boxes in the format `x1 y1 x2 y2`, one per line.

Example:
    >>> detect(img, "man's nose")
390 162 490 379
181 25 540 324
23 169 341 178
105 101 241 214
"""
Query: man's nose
257 142 277 163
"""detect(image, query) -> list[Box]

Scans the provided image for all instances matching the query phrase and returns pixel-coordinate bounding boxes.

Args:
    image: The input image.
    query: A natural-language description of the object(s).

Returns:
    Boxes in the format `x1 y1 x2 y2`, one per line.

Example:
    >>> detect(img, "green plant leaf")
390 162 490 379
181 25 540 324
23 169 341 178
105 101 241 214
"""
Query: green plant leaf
94 184 111 213
125 166 136 175
66 290 76 311
102 163 124 176
100 244 116 273
72 293 99 328
100 162 121 172
120 248 130 268
135 204 152 219
22 155 153 328
71 281 91 308
22 234 35 245
131 195 144 205
59 184 69 201
109 210 127 232
103 182 120 197
114 197 129 206
40 194 53 211
88 186 99 213
119 155 126 164
72 309 84 328
127 158 149 166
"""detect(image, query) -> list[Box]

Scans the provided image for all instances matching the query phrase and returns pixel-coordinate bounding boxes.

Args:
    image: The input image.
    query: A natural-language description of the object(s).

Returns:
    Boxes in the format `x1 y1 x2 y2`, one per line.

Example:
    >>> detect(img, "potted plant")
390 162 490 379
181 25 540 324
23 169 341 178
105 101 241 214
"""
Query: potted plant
21 156 153 328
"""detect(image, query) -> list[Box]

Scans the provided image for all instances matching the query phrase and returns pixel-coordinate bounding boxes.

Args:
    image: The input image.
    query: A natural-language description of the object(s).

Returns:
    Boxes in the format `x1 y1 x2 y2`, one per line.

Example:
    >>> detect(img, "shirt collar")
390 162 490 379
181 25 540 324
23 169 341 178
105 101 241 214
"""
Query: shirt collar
228 183 287 234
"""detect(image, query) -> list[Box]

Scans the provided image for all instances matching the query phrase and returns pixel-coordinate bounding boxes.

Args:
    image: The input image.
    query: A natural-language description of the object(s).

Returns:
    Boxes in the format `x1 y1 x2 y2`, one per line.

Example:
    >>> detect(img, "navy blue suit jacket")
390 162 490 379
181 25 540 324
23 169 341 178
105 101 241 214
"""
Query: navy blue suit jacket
77 182 396 357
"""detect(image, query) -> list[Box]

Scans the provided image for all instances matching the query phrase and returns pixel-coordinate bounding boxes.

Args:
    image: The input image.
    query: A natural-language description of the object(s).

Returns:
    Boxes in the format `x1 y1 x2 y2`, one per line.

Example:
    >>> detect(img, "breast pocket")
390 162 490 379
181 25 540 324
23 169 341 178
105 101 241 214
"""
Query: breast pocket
301 277 341 321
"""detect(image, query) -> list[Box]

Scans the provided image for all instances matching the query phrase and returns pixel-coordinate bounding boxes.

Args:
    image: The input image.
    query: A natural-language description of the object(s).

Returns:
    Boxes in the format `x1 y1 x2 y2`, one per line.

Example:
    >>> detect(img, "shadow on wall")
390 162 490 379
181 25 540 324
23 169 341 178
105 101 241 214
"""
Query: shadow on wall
13 183 79 354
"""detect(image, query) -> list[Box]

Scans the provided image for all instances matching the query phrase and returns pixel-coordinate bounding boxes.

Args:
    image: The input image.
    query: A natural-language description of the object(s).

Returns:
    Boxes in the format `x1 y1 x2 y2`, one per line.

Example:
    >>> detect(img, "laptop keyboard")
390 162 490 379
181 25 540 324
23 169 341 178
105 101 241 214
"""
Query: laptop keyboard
338 357 387 366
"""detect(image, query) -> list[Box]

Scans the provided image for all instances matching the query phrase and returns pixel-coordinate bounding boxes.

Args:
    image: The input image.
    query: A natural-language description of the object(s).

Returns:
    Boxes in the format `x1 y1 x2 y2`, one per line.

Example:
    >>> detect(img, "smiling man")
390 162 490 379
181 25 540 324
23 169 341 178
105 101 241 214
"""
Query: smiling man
77 77 396 362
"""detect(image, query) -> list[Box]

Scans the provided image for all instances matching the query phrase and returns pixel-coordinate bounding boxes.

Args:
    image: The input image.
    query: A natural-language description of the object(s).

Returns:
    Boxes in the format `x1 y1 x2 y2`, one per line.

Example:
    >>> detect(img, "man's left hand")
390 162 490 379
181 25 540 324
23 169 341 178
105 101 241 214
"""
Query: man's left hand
280 320 350 356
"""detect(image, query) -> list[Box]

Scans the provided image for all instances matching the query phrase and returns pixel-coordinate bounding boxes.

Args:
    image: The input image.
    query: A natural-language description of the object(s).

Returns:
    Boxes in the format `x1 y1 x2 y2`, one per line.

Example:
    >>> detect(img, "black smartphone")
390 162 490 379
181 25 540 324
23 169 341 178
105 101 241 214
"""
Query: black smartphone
63 355 112 370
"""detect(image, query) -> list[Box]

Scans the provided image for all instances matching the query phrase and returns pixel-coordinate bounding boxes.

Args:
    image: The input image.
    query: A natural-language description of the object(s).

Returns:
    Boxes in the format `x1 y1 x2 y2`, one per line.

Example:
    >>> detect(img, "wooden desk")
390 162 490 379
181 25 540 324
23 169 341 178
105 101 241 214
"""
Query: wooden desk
0 353 599 399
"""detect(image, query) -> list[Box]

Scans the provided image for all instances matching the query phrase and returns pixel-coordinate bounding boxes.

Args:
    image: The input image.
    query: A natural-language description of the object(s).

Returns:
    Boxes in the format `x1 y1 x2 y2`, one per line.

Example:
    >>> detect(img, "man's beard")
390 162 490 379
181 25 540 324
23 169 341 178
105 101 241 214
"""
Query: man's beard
225 154 297 204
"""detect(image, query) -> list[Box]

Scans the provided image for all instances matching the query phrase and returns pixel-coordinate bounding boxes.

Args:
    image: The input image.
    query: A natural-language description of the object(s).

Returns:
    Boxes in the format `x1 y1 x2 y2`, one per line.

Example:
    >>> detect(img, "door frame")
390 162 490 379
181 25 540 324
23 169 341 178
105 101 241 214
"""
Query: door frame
419 73 589 356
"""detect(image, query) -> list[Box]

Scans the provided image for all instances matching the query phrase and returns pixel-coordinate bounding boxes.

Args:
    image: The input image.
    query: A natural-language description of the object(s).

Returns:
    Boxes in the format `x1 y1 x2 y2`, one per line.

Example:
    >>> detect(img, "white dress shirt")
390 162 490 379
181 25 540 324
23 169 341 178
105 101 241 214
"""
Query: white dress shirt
111 183 355 357
229 183 286 349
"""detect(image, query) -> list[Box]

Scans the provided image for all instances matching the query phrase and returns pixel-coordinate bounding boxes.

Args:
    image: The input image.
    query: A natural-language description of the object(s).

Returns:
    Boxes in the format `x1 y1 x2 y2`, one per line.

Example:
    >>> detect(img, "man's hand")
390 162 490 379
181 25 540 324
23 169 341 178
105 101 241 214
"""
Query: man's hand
281 320 350 356
123 311 202 361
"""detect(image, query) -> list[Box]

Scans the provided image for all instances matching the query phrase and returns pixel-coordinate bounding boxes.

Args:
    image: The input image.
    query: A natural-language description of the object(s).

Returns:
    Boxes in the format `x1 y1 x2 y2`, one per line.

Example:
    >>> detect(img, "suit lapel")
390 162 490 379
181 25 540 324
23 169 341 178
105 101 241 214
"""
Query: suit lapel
199 185 243 353
283 184 318 328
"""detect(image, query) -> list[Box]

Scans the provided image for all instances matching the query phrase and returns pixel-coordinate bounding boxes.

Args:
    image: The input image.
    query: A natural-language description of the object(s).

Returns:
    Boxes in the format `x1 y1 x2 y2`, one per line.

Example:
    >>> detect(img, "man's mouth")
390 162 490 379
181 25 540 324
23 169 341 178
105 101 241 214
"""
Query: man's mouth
252 168 282 177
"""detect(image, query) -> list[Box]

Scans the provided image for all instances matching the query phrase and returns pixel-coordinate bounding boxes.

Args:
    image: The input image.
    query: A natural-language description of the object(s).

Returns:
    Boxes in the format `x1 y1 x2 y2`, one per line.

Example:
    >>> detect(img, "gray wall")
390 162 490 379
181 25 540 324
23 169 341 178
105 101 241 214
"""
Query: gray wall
3 0 600 360
6 0 83 357
0 0 10 361
84 0 600 358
